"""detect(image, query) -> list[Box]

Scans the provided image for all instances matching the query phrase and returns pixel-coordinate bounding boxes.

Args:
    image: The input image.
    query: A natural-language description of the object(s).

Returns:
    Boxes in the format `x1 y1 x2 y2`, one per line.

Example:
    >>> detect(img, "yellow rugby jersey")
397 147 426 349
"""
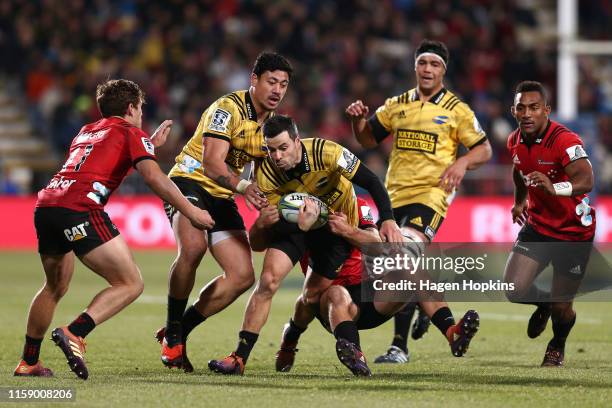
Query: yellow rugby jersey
370 87 486 216
257 138 360 227
168 90 271 199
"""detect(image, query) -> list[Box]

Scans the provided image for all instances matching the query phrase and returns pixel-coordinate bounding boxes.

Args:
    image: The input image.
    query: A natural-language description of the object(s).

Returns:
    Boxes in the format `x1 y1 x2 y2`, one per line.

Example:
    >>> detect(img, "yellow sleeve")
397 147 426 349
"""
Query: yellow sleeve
201 97 241 142
322 140 361 180
374 97 395 132
455 104 487 148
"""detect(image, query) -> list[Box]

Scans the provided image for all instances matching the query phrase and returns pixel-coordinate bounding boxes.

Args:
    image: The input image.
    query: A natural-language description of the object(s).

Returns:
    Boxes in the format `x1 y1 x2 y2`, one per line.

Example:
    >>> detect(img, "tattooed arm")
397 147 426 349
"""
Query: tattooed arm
202 136 267 208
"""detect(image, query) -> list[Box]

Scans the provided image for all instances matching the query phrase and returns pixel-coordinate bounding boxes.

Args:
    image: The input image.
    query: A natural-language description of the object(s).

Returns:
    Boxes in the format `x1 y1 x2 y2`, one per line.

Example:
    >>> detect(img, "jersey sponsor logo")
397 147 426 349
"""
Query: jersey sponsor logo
410 216 423 227
73 130 107 145
46 176 77 190
396 129 438 153
178 154 202 174
337 148 358 173
432 115 449 125
576 197 593 227
141 137 155 155
566 145 587 162
208 108 231 133
316 177 328 189
64 222 88 242
538 160 555 165
318 188 343 207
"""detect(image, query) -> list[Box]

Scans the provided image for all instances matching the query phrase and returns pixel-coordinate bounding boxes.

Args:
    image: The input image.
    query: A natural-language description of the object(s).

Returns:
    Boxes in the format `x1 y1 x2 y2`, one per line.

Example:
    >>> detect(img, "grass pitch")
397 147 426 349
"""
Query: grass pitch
1 250 611 407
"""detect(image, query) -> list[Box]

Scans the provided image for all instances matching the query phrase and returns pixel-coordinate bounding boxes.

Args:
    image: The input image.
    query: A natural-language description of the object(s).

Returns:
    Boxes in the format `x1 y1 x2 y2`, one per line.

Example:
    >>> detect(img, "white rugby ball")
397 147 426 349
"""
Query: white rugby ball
278 192 329 229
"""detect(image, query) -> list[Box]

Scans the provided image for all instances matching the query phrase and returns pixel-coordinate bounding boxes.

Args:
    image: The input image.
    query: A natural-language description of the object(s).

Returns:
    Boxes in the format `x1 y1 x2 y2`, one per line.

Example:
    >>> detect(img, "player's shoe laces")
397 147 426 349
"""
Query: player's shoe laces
14 360 53 377
155 327 193 372
411 311 431 340
541 343 564 367
447 310 480 357
527 305 551 339
208 352 244 375
50 327 88 380
275 323 299 372
335 338 372 376
373 345 410 364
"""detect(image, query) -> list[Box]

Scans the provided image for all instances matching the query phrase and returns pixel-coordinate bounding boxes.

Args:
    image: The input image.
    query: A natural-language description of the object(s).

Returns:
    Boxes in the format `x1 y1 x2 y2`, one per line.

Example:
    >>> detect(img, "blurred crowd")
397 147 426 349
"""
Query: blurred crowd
1 0 610 194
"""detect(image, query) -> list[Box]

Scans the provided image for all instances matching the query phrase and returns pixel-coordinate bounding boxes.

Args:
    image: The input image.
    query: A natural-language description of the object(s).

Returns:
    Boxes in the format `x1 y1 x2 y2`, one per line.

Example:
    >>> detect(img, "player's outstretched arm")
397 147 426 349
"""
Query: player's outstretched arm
135 159 214 230
439 140 492 193
346 100 377 149
328 212 381 247
202 137 268 209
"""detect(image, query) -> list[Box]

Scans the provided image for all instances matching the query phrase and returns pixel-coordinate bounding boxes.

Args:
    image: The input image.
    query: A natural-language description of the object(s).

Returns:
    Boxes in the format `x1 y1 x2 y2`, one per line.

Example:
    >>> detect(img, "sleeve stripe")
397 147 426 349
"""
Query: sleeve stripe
227 94 247 120
368 115 390 143
442 96 457 109
204 132 230 142
260 161 282 187
312 139 319 171
318 139 326 171
468 136 488 149
448 99 461 111
132 156 156 168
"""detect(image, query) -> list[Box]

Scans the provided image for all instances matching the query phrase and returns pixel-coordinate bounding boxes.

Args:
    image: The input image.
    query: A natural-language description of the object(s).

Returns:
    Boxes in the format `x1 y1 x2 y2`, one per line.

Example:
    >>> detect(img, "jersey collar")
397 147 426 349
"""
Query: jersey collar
244 90 258 121
286 141 311 179
520 120 551 145
411 87 447 105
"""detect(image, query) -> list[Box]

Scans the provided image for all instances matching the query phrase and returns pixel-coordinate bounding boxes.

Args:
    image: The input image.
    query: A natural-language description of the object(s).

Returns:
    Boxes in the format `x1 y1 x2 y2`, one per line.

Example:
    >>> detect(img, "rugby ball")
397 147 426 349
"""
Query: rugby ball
278 192 329 229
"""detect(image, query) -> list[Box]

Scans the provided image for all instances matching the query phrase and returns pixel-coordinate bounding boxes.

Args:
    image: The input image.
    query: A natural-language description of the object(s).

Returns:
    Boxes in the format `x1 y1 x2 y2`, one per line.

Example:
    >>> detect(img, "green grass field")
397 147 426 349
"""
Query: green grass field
1 250 611 407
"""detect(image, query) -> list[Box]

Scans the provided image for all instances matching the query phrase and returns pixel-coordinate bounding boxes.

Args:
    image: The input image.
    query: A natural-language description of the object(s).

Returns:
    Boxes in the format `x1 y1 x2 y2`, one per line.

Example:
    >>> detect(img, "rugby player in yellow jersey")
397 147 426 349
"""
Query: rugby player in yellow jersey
346 39 492 363
208 115 404 375
156 53 292 371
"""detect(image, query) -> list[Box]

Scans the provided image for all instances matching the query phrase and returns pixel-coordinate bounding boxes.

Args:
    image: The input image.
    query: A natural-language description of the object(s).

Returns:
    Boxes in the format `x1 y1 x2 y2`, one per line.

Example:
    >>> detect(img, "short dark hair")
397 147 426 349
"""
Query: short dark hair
415 39 449 66
252 52 293 79
263 115 298 140
515 81 548 103
96 79 145 118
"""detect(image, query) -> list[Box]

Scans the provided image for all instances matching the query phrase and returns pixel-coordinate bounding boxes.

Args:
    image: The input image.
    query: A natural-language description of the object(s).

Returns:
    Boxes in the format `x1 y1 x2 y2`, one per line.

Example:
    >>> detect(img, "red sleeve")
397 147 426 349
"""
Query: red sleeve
356 198 377 230
127 126 156 166
554 131 587 168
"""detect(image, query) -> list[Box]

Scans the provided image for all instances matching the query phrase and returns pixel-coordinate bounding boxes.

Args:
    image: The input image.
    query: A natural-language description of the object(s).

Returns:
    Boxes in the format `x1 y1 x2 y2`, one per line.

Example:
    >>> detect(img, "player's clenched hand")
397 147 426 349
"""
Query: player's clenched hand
345 100 370 121
379 219 403 242
255 205 280 229
243 182 268 210
525 171 554 195
298 197 321 231
328 212 353 237
511 201 528 225
439 157 468 193
150 120 173 147
189 208 215 230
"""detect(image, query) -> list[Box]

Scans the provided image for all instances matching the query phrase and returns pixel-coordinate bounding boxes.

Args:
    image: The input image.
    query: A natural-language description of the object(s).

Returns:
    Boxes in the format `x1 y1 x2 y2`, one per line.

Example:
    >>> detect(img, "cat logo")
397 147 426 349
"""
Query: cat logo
410 216 423 227
64 222 89 242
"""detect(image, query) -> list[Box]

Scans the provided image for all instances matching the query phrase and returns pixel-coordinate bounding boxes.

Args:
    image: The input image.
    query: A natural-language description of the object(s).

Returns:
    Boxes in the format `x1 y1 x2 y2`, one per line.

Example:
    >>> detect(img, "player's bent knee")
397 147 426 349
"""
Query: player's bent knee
326 285 351 307
45 281 70 301
257 273 283 297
